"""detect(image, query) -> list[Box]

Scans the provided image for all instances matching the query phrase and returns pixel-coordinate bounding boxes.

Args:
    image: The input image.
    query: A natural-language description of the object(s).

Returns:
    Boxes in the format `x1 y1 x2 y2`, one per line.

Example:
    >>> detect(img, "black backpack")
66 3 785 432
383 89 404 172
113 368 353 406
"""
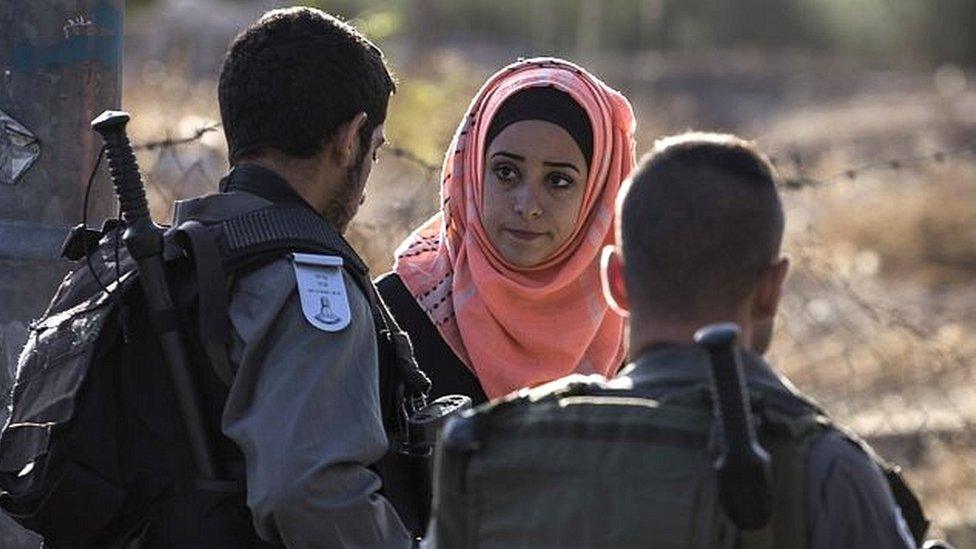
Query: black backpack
0 204 429 547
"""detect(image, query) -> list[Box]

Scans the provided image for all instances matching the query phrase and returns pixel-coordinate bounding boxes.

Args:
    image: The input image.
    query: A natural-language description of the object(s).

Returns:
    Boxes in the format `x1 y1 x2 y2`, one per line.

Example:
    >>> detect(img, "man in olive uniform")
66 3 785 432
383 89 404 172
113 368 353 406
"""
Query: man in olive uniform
600 133 921 548
170 8 415 547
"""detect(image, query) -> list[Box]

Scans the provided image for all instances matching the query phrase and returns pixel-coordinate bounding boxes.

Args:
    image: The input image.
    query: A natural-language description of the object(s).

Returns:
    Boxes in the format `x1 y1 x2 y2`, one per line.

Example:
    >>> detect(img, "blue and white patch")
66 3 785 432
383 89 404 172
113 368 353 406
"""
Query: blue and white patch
292 253 351 332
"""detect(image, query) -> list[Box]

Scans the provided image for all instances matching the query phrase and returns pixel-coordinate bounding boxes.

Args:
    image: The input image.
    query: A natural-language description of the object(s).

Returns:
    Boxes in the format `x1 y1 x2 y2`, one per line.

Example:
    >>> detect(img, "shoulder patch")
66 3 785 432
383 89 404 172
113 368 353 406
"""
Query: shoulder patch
292 253 351 332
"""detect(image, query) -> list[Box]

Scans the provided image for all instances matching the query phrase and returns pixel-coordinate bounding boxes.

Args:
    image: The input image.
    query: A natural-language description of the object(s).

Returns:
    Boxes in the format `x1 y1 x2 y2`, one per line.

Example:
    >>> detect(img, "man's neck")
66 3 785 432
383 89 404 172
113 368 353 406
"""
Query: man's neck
627 311 754 361
240 155 331 217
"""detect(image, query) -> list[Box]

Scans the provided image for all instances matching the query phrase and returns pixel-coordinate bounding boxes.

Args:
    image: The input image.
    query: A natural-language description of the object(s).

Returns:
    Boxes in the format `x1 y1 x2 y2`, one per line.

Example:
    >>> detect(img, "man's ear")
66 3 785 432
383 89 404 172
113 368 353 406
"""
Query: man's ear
330 112 368 168
601 245 630 317
753 256 790 321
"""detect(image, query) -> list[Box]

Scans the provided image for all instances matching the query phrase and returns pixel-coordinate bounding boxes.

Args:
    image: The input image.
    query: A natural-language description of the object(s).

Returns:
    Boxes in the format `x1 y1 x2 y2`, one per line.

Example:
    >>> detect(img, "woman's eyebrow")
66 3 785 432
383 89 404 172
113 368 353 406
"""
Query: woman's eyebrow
543 160 580 174
490 151 525 162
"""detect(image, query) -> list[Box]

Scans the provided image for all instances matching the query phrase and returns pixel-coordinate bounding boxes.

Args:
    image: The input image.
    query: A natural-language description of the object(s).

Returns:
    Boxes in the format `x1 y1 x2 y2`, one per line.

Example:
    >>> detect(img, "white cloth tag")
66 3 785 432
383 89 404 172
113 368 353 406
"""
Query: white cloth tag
292 253 351 332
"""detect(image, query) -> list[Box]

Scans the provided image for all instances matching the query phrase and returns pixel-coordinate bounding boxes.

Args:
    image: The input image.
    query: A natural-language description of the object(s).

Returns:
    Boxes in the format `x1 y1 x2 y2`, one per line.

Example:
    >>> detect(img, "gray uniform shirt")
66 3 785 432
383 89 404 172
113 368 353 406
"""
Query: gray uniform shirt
173 192 413 548
620 346 917 549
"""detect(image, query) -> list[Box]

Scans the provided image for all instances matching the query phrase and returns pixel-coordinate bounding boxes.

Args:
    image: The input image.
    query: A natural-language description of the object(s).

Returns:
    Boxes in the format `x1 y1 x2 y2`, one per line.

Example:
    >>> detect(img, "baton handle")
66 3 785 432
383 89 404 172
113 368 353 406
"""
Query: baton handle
695 322 772 531
91 111 151 230
91 110 219 480
697 324 758 460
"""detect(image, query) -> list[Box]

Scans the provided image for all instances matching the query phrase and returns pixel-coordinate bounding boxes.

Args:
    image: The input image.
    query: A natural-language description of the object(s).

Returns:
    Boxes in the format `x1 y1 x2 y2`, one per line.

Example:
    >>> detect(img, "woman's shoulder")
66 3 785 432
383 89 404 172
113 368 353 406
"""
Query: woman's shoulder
375 271 487 405
375 270 449 357
375 271 408 304
376 271 428 330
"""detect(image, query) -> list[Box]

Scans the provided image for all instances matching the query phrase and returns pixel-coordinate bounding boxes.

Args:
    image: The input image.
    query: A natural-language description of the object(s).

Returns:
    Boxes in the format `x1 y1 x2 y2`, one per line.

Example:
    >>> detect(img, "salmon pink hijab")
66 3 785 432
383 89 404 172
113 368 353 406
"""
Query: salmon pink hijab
394 57 636 399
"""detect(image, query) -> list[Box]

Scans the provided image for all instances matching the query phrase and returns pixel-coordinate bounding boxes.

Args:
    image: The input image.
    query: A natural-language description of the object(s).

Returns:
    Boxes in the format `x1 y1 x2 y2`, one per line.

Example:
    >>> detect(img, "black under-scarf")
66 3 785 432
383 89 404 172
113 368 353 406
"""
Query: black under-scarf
485 87 593 168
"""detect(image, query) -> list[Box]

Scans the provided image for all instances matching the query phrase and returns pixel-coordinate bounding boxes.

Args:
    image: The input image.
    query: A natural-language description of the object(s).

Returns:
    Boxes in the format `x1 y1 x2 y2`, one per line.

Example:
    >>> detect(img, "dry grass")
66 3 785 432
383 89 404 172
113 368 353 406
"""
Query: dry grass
818 165 976 286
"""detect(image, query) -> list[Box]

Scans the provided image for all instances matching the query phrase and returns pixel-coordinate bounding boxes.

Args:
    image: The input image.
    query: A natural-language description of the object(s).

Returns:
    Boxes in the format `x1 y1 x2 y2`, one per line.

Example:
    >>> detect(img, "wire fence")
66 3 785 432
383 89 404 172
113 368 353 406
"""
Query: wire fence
769 144 976 189
130 124 976 545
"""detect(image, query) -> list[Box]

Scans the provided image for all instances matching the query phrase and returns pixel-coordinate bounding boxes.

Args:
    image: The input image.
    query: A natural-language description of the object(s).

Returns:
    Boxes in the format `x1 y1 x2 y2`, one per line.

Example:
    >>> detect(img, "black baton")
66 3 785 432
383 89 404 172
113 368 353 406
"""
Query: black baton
91 110 219 481
694 322 772 531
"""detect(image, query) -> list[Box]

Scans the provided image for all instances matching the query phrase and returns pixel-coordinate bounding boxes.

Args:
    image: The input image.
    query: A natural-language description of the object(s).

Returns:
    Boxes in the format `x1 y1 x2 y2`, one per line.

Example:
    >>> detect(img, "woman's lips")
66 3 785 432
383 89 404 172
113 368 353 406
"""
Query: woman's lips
504 228 547 241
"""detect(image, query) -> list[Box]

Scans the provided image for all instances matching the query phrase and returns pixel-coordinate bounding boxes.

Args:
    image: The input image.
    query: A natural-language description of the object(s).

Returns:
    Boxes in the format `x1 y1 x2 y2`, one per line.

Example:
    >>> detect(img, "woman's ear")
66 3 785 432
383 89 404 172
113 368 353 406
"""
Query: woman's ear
331 112 368 168
601 245 629 317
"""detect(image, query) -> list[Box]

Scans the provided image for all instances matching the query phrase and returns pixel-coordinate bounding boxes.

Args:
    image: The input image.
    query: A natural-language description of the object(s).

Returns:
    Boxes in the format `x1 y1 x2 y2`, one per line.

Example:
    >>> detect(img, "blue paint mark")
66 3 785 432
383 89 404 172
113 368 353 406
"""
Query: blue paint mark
10 1 122 73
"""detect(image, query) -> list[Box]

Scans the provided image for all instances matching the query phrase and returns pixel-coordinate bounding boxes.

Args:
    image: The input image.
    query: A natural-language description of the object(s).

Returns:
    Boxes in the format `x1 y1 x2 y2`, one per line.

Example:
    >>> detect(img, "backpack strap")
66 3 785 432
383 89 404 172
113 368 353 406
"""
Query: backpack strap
218 204 368 276
376 296 432 414
885 466 928 545
221 204 431 403
752 405 826 549
173 220 235 386
170 205 370 388
171 204 432 404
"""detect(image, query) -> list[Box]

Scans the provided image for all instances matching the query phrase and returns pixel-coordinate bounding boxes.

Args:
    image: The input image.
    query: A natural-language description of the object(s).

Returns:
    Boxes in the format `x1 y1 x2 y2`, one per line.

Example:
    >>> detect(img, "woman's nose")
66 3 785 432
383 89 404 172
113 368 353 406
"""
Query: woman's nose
513 184 543 220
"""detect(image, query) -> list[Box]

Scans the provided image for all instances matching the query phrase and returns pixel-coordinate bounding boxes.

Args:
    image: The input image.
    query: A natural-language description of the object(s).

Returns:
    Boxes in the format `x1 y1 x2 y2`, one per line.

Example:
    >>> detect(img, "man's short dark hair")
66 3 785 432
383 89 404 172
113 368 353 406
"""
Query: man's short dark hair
219 7 396 163
619 132 784 320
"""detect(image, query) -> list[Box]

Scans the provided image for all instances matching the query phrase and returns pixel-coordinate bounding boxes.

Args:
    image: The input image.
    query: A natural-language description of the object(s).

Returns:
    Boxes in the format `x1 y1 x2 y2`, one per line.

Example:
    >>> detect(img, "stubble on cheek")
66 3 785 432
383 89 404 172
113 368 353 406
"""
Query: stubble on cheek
322 162 366 234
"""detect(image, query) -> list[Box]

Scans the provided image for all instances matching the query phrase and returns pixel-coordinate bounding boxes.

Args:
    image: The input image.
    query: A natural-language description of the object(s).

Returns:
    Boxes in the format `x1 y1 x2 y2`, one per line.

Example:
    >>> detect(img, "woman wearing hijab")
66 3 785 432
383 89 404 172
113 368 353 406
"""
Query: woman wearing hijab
377 57 637 404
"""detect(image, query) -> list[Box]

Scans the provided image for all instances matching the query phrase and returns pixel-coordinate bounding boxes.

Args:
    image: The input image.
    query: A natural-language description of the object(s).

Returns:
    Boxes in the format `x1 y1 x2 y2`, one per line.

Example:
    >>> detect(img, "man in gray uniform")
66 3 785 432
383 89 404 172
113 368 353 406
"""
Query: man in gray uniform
600 132 922 548
168 7 416 547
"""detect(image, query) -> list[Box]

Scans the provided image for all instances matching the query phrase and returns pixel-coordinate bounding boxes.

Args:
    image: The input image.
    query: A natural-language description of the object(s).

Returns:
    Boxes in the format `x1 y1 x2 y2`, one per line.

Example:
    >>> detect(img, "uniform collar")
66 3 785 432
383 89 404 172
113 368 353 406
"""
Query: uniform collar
171 167 370 276
219 163 318 214
617 343 807 404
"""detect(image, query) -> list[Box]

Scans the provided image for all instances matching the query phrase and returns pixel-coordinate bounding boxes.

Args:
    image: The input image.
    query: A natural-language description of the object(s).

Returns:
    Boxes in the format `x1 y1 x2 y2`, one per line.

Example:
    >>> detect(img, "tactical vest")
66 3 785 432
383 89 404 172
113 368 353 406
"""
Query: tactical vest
0 204 430 547
430 374 928 549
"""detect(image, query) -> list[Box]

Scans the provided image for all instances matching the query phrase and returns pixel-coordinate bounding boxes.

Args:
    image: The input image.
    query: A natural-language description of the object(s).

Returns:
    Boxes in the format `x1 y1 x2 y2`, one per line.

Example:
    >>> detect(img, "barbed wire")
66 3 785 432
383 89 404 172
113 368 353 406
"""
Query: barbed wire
133 122 975 194
133 123 444 177
133 123 222 151
387 145 440 178
770 143 976 190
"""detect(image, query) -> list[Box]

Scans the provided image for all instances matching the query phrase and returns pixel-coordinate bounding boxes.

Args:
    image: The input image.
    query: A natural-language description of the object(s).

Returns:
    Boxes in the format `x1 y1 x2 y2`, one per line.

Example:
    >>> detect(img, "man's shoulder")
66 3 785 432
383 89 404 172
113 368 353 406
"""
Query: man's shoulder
805 426 918 548
233 255 369 308
232 257 295 303
224 252 378 353
806 425 903 522
172 190 273 225
807 427 887 487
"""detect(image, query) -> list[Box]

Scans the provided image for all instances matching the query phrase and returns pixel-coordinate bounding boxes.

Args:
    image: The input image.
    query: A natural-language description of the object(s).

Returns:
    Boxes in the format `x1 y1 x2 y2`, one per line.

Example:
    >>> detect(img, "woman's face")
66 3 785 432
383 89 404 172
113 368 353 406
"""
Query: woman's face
482 120 589 267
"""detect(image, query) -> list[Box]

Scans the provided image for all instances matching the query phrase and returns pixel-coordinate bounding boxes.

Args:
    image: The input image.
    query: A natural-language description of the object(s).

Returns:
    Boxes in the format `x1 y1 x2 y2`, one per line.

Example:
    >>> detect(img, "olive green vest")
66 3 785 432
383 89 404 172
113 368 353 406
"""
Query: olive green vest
430 373 925 548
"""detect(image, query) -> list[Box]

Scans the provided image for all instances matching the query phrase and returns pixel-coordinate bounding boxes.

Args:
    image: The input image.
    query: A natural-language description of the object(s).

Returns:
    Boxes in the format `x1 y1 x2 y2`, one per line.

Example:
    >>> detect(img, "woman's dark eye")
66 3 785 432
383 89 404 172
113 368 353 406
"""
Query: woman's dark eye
493 165 518 182
548 173 574 189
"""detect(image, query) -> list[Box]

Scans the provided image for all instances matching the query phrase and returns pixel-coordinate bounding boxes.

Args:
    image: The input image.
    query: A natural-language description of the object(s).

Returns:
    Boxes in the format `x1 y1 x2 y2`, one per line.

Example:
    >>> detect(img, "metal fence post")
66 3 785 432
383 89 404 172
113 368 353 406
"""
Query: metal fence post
0 1 123 546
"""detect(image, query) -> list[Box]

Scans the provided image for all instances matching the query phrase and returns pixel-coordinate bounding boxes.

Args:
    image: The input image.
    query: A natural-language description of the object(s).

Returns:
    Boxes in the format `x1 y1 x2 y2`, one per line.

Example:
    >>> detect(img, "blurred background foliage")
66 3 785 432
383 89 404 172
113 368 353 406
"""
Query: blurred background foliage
128 0 976 65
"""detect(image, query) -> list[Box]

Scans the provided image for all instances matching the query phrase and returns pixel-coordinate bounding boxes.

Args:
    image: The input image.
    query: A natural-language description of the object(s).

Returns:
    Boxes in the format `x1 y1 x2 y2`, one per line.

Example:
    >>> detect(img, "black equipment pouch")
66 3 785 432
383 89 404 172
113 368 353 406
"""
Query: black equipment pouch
0 204 436 546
